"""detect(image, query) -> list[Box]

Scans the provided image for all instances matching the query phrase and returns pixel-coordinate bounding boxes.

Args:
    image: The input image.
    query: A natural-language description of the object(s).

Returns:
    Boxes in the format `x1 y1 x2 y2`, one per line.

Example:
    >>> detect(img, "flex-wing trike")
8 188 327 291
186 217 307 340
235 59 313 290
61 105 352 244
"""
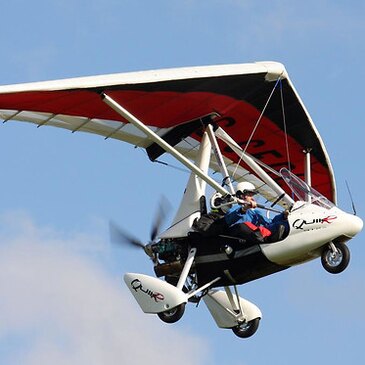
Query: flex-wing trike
0 62 362 339
116 118 363 339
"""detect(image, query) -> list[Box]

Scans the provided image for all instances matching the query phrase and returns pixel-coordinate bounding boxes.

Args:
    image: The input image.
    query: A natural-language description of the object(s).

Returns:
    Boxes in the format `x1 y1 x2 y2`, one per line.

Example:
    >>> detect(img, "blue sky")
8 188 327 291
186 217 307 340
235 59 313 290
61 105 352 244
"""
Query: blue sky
0 1 364 364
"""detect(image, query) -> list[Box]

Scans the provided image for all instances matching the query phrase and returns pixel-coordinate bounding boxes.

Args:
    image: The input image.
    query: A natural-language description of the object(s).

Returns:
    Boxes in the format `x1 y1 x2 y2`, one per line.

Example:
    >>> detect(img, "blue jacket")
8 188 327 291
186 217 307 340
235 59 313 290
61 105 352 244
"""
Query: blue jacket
225 205 287 232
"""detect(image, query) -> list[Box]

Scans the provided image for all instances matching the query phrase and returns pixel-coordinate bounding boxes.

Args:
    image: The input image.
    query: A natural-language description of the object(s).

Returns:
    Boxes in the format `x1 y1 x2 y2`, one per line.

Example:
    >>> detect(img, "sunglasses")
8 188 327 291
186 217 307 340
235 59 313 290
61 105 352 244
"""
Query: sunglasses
236 190 256 198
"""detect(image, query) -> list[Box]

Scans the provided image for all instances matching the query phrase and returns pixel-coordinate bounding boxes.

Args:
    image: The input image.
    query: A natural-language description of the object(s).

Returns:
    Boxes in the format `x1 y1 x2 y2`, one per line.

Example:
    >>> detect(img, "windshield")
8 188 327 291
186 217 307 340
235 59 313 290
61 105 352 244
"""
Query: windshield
280 168 335 209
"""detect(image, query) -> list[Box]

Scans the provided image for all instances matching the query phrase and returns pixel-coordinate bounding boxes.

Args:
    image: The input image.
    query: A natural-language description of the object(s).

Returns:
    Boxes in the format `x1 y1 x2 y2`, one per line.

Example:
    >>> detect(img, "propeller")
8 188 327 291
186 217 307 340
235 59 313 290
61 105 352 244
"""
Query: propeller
109 196 171 258
150 197 170 242
109 221 146 250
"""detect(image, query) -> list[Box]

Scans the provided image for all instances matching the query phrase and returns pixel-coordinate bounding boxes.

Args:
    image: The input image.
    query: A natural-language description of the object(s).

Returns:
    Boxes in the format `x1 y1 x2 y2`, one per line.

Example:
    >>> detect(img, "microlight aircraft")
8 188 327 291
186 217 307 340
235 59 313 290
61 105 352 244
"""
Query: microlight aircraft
0 62 362 338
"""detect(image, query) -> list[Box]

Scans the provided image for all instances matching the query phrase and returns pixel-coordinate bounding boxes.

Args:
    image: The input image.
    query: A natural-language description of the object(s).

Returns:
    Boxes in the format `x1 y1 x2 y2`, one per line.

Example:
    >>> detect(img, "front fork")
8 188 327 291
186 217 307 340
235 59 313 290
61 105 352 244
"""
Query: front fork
328 241 339 256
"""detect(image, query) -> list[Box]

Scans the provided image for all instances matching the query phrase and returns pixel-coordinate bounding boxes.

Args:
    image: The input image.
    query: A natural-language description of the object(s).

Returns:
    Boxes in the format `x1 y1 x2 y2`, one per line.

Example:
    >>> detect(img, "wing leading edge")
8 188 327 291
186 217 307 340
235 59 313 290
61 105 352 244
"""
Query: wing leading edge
0 61 336 203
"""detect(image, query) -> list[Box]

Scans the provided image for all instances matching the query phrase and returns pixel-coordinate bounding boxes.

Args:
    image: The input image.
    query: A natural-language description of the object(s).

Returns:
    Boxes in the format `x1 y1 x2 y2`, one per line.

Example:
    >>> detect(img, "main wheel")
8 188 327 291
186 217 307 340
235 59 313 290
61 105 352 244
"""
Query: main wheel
157 303 185 324
321 242 350 274
232 318 260 338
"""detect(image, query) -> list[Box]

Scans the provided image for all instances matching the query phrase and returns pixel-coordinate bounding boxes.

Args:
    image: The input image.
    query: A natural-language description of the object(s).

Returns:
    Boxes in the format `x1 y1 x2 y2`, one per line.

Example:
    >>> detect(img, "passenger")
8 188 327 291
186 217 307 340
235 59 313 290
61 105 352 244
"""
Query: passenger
225 182 289 243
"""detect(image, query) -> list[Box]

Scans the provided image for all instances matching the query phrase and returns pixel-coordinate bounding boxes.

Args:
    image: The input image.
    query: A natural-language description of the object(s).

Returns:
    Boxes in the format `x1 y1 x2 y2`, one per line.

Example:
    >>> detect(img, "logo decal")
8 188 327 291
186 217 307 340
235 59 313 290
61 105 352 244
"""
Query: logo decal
293 215 337 230
130 279 165 302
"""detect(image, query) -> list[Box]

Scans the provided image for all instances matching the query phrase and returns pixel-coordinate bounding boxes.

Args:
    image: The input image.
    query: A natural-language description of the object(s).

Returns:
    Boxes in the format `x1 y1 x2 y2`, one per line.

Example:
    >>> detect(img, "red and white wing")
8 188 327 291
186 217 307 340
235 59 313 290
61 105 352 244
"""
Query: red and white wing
0 61 336 204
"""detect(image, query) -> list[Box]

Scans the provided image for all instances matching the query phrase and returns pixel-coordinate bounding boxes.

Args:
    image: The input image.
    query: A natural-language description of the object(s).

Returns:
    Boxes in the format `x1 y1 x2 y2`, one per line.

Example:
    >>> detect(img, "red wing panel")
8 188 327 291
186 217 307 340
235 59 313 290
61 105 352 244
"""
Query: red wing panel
0 67 335 201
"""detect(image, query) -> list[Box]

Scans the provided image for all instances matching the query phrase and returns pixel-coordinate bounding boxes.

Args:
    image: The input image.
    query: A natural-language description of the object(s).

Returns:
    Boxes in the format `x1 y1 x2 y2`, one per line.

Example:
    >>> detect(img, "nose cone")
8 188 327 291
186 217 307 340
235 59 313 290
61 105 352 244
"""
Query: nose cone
345 214 363 237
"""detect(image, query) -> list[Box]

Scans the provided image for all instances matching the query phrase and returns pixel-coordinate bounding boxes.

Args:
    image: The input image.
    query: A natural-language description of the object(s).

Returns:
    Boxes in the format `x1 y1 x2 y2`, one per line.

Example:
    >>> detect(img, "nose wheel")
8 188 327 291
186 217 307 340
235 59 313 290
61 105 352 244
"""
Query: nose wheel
232 318 260 338
321 242 350 274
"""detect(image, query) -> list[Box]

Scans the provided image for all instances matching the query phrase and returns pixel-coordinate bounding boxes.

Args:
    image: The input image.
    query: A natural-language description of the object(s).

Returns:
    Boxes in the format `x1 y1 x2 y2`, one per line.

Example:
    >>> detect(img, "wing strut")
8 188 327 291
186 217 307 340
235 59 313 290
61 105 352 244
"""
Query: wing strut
206 124 235 195
215 127 294 208
304 148 312 203
101 93 229 196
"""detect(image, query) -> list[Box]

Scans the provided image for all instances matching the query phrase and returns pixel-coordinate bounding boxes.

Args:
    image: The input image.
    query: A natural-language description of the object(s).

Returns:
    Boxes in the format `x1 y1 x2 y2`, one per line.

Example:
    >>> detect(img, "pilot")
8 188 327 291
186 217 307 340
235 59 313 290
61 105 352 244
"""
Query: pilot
225 182 288 243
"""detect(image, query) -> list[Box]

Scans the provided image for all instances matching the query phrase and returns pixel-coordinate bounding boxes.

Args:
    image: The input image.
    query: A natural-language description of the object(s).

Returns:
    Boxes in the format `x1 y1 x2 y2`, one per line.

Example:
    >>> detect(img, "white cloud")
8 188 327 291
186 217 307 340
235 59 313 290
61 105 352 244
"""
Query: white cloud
0 211 209 365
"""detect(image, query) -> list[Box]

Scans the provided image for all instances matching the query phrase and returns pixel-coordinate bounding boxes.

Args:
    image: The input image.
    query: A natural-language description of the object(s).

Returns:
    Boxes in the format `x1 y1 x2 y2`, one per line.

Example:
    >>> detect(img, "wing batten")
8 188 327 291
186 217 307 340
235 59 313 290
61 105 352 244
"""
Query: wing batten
71 118 92 133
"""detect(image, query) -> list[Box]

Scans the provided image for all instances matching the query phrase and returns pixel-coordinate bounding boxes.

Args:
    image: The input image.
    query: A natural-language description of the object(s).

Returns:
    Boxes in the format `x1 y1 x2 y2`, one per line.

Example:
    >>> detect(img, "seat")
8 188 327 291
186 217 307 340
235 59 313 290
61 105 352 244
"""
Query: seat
267 224 286 243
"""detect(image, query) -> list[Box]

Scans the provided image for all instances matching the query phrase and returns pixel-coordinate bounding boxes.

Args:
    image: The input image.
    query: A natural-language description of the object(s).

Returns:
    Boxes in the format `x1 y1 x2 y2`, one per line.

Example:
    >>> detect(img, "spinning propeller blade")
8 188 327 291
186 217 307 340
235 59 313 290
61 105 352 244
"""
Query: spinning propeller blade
150 196 171 241
109 197 171 258
109 220 146 249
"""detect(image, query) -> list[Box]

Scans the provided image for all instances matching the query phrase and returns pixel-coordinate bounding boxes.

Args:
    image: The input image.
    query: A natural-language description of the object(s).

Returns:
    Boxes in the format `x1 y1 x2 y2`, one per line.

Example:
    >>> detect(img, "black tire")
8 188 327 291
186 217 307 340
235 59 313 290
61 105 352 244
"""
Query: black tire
157 303 185 324
321 242 350 274
232 318 260 338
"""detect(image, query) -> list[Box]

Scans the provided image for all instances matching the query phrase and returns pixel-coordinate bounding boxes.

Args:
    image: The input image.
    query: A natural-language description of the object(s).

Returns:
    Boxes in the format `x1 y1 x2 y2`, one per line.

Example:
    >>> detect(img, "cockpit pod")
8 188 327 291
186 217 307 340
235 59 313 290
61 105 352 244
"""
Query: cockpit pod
261 168 363 270
281 167 362 238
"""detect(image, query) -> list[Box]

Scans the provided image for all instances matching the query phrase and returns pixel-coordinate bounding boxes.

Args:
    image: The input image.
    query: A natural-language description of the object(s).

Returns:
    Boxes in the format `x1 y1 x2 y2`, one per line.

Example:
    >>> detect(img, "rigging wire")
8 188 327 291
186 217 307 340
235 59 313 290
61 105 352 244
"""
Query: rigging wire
232 75 283 179
154 159 191 174
137 146 192 174
279 79 292 172
243 76 282 154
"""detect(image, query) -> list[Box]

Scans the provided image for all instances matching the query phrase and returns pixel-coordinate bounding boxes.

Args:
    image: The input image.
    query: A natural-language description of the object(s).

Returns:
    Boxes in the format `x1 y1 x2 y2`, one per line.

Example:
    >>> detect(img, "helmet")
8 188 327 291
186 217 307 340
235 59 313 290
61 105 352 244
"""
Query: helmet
236 181 256 195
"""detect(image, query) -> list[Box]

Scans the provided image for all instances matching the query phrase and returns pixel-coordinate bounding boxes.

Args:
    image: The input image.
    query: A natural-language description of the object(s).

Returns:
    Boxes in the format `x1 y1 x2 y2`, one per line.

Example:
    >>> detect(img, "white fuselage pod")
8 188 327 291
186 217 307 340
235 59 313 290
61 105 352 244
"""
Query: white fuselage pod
124 273 187 314
261 201 363 266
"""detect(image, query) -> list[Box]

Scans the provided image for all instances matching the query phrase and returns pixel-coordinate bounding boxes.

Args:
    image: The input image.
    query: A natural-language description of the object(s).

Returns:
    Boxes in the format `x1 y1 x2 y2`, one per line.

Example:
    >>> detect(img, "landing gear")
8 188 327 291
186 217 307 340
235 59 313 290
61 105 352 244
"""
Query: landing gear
232 318 260 338
157 248 197 324
157 303 185 323
321 242 350 274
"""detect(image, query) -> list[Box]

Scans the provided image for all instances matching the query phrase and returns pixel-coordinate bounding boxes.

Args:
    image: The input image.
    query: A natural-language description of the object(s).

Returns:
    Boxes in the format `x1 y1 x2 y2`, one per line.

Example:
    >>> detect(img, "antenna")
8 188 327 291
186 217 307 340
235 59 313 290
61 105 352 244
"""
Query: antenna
345 180 357 215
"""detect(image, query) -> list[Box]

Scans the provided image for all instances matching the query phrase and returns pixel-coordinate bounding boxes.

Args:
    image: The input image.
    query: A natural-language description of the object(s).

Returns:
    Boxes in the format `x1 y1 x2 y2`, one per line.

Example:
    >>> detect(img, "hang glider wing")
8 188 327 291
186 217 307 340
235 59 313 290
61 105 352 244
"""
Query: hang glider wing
0 61 336 204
